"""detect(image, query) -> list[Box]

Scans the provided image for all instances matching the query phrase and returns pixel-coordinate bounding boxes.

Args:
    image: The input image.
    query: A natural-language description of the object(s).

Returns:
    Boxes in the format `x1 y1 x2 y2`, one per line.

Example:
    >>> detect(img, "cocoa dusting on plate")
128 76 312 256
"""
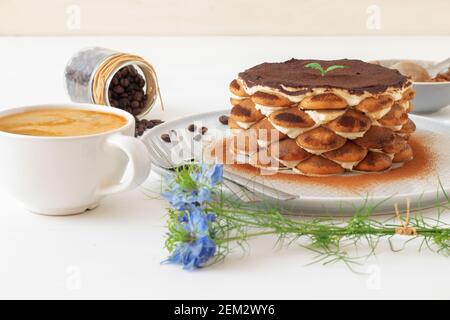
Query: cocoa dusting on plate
209 134 435 192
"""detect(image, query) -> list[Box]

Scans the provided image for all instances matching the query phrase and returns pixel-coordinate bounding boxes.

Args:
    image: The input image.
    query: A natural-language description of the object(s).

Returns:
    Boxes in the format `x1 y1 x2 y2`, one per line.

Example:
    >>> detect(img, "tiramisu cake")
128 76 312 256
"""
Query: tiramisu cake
227 59 416 176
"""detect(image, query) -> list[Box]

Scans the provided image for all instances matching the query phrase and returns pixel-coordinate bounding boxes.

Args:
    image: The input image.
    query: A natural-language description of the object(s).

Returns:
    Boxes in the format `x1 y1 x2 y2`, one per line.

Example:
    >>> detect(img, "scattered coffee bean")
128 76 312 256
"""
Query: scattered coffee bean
201 126 208 135
219 115 229 125
136 128 145 137
188 124 197 132
152 119 164 125
134 118 165 137
161 133 171 143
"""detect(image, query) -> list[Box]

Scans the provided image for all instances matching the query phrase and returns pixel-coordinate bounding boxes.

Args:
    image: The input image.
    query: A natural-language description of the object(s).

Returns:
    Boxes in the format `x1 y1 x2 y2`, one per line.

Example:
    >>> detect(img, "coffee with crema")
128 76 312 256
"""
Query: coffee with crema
0 108 127 137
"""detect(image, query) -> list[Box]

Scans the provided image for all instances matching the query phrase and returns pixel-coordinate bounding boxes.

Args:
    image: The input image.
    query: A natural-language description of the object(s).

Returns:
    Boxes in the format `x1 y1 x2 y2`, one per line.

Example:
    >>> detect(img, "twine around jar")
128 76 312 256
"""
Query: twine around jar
91 53 163 115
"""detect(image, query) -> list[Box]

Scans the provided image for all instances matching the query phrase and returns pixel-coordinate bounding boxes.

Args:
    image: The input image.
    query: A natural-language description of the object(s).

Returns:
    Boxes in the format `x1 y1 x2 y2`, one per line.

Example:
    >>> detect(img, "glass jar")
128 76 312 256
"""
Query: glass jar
64 47 161 118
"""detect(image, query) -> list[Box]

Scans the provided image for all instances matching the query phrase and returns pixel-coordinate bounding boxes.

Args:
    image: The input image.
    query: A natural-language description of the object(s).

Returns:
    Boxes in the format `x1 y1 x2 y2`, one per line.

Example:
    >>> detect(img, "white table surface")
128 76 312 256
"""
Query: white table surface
0 36 449 300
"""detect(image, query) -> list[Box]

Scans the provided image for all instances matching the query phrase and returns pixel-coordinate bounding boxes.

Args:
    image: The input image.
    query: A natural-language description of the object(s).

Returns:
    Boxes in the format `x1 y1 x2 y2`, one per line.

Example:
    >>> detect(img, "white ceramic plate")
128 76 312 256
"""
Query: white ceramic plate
141 110 450 216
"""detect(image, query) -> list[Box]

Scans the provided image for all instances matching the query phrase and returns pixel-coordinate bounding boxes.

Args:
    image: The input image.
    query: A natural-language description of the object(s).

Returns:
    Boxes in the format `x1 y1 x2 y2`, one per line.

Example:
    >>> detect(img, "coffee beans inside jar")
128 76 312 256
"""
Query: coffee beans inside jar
106 65 165 137
65 47 163 137
108 66 148 117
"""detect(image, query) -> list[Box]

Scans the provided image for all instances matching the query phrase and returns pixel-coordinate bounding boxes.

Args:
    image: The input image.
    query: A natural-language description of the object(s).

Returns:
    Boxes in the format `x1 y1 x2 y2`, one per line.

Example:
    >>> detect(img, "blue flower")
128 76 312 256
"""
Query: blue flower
206 164 223 186
190 164 223 186
165 235 216 270
162 165 222 211
164 209 217 270
197 187 212 203
206 212 216 222
162 185 212 211
184 208 210 234
161 185 188 211
162 164 222 270
178 208 216 226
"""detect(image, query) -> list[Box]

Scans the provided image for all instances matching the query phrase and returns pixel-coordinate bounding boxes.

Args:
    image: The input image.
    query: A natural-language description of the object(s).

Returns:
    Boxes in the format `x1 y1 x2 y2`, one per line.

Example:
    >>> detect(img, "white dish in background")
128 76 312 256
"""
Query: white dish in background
141 110 450 216
374 59 450 114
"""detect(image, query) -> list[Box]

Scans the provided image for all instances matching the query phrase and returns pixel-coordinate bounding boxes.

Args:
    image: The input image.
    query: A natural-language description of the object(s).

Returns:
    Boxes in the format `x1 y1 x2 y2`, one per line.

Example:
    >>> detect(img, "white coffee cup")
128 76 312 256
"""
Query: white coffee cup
0 103 151 215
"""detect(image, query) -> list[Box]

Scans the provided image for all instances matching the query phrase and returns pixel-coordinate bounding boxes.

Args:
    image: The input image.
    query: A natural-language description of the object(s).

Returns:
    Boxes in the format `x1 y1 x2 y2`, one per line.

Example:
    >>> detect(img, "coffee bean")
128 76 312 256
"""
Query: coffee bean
131 100 140 109
119 98 129 108
219 115 229 125
188 124 196 132
120 78 129 87
201 126 208 135
134 119 161 137
111 100 119 108
113 85 124 94
133 92 143 101
108 65 147 117
161 133 171 143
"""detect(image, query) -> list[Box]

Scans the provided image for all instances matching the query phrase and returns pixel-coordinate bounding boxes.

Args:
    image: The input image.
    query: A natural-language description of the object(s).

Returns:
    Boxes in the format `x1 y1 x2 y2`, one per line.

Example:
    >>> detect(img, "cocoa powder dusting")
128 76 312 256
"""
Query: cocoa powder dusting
210 134 435 192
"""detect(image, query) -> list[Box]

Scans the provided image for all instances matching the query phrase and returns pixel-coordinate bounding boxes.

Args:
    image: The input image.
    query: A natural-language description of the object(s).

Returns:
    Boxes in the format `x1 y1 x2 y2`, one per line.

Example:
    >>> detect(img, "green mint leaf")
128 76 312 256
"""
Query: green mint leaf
305 62 322 69
305 62 348 76
304 62 325 76
325 65 347 73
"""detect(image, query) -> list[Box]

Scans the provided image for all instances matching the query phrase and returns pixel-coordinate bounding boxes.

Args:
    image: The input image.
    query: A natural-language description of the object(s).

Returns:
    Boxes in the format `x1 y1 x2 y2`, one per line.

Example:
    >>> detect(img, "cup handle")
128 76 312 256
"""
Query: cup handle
96 134 151 197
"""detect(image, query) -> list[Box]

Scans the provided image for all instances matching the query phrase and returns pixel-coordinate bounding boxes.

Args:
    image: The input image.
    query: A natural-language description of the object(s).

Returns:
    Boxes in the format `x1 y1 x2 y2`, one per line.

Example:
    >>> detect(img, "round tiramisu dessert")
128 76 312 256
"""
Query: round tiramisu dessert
227 59 416 176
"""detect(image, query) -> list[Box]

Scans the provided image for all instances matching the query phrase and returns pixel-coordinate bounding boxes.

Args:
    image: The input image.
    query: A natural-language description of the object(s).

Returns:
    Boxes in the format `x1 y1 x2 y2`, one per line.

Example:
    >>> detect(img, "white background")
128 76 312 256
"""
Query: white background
2 0 449 36
0 36 449 299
